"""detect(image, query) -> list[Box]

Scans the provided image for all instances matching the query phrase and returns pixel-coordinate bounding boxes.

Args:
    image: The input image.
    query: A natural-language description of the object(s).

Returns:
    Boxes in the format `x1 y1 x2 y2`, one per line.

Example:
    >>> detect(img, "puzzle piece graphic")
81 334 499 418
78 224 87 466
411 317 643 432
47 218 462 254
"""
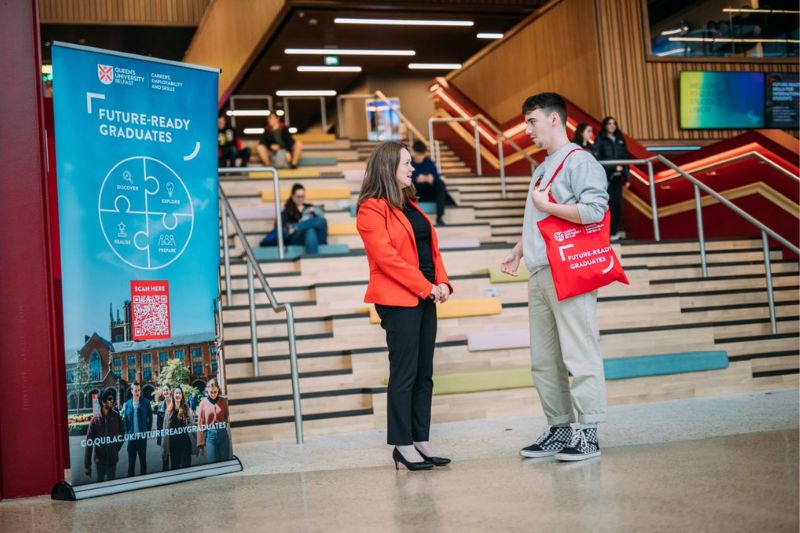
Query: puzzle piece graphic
98 156 194 270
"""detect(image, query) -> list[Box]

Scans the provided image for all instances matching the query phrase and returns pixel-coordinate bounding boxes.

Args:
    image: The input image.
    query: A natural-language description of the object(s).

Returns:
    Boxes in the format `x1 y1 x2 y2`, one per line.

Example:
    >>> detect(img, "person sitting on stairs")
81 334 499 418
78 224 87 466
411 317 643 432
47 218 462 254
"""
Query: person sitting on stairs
411 141 449 226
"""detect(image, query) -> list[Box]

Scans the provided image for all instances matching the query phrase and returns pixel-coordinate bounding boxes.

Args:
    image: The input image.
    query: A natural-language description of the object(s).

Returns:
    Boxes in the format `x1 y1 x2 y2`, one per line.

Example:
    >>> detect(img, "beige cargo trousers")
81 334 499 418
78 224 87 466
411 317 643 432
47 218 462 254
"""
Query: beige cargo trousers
528 266 607 425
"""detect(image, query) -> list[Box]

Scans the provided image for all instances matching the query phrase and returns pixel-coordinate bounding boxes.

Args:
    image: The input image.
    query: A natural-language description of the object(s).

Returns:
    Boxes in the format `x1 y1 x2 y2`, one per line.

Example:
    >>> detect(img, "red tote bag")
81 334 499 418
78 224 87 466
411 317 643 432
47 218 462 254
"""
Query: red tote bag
536 149 629 301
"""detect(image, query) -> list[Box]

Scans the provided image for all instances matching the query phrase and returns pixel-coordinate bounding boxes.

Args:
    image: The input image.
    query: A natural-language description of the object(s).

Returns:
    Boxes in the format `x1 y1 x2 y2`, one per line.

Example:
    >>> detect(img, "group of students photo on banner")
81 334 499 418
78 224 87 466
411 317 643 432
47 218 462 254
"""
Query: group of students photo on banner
83 377 231 483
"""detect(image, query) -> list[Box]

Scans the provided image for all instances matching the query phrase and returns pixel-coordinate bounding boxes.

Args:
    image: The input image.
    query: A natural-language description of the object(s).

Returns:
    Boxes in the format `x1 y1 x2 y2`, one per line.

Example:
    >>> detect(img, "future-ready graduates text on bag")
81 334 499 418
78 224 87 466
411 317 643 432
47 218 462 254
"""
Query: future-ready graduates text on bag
536 148 629 301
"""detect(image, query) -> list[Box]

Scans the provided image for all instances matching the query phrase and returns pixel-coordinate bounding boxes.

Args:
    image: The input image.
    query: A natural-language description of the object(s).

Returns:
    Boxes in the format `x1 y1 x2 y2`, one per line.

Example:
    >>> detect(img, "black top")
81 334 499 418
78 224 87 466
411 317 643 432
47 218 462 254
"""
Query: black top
594 133 630 181
402 203 436 283
258 127 295 152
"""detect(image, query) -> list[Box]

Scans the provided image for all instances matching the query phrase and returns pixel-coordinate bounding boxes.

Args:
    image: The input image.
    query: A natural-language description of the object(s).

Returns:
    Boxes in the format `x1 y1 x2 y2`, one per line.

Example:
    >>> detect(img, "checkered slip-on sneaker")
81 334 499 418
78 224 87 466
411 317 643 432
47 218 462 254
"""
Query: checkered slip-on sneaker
555 427 601 461
519 426 573 458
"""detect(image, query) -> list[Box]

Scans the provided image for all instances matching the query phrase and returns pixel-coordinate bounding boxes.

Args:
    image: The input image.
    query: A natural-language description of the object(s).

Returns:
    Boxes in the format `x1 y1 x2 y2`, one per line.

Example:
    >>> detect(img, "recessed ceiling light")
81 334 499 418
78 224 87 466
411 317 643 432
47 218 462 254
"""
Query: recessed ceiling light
477 32 504 39
225 110 271 116
276 90 337 96
334 17 473 27
408 63 462 70
288 127 298 134
285 48 415 56
275 109 285 117
269 64 282 71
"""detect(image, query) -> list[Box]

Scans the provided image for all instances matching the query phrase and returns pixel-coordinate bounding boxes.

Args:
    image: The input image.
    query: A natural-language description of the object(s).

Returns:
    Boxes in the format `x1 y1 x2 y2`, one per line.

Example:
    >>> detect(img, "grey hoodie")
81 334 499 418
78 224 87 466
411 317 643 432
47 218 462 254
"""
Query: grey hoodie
521 142 609 273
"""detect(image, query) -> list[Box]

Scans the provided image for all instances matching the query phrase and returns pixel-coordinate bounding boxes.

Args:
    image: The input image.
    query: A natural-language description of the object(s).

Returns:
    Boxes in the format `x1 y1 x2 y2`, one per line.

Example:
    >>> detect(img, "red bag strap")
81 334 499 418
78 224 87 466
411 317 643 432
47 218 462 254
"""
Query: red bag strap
541 148 584 190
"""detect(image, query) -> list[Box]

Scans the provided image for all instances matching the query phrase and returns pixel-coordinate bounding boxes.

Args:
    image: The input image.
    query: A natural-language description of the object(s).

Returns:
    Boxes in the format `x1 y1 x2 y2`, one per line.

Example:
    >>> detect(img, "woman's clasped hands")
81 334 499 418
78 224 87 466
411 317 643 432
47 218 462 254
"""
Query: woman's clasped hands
429 283 451 303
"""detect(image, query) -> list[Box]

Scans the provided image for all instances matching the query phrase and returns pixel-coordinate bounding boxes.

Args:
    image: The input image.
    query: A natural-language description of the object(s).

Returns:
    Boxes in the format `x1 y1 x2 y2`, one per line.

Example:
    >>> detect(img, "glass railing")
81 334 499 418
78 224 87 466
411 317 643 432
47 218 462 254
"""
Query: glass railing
648 3 799 58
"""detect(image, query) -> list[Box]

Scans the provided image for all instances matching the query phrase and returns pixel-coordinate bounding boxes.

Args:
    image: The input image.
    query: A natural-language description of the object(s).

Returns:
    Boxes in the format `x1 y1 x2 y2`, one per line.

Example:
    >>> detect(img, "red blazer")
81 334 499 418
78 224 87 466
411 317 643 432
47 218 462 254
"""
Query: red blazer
357 198 452 306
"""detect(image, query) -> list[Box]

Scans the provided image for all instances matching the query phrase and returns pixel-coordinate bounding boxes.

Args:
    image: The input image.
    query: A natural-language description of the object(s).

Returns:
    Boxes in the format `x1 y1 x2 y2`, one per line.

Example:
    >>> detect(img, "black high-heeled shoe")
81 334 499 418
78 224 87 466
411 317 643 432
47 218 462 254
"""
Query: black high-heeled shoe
415 447 451 466
393 447 434 471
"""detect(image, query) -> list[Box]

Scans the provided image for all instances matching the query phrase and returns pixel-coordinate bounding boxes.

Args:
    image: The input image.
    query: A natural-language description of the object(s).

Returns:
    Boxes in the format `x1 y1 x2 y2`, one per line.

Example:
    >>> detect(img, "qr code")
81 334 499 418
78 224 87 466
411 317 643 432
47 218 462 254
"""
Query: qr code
133 295 170 338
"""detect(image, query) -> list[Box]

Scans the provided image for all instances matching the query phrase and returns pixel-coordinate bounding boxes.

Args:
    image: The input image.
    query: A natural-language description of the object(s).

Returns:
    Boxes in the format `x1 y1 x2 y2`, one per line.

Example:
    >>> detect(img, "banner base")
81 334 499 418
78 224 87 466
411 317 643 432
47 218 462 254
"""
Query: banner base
51 457 243 501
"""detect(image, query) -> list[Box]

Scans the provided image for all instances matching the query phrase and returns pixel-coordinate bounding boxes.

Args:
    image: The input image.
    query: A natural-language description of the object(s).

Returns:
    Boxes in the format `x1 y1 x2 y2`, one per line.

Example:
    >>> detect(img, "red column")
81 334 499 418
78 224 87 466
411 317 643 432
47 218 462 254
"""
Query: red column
0 0 66 498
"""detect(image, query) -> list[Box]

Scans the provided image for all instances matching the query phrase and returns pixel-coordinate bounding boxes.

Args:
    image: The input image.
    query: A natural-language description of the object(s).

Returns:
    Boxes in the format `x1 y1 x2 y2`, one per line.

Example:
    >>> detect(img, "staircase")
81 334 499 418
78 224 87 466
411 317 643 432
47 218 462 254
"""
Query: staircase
218 138 800 444
350 139 473 176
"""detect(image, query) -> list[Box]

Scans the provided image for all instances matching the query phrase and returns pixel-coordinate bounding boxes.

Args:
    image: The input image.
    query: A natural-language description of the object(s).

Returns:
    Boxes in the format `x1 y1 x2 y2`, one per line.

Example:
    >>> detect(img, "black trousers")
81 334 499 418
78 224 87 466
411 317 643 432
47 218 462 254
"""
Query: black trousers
95 461 117 482
607 176 623 235
415 180 447 220
127 439 147 476
376 298 437 445
218 147 251 168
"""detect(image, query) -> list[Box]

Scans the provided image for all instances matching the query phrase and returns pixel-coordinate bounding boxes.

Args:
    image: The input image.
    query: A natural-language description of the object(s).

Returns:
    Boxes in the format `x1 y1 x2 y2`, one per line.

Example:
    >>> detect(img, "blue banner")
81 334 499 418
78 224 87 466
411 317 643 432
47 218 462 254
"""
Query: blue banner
52 43 232 490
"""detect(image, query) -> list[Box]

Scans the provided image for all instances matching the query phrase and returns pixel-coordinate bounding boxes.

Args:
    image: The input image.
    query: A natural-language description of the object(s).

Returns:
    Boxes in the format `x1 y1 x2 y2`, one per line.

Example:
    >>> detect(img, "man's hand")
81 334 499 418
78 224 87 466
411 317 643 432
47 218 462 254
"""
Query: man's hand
531 184 552 212
500 251 521 276
198 444 205 456
624 181 631 189
84 468 91 477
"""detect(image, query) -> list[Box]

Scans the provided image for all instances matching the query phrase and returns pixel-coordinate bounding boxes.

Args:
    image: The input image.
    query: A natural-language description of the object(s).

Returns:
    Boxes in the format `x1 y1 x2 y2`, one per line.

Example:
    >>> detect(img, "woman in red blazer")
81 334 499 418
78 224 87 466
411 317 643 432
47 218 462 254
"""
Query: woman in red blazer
357 142 453 471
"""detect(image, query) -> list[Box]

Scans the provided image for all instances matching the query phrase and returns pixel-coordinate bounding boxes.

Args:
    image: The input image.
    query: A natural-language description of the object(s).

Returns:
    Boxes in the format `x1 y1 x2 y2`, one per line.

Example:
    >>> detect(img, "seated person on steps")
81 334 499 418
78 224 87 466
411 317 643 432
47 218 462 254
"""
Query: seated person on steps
218 115 251 168
257 114 303 169
260 183 328 254
410 141 448 226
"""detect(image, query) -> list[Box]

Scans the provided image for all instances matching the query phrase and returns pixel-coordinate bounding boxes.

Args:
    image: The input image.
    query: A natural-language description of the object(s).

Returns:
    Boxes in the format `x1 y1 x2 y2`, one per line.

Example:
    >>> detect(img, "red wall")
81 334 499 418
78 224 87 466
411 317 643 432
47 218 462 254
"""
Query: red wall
0 0 66 498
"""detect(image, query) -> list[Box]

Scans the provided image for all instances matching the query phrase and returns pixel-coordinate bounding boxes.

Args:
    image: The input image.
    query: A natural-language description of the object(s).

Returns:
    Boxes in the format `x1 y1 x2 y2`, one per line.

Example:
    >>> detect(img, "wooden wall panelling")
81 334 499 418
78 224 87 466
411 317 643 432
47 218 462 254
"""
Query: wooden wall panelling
183 0 286 103
447 0 603 122
39 0 211 26
447 0 798 143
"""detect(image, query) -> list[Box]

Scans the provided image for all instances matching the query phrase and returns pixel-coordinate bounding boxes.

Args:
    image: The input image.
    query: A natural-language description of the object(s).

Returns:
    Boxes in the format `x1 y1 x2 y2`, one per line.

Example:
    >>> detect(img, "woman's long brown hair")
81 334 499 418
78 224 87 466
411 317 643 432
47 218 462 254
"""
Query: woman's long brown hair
357 141 416 210
167 385 188 422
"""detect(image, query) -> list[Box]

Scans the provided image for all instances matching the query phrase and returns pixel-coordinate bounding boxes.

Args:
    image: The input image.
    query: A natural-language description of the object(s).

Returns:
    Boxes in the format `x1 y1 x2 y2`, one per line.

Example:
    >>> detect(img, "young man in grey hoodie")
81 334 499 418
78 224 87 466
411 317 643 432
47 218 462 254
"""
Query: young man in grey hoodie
500 92 609 461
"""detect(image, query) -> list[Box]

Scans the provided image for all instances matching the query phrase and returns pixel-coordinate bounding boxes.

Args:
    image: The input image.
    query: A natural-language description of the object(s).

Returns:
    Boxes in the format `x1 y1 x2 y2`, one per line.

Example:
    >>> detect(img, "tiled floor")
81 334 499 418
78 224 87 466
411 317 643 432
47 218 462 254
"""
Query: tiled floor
1 389 798 533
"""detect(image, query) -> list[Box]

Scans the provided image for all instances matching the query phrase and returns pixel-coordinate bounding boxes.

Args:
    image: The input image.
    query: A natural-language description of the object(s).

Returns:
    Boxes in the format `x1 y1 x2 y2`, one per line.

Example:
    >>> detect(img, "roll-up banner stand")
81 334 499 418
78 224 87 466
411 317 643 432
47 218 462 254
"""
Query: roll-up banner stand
50 42 241 501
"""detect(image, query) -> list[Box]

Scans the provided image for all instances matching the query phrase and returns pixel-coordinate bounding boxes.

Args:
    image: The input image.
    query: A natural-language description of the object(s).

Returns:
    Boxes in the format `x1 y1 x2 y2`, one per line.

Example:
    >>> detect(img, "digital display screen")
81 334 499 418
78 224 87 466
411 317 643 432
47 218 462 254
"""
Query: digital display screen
765 72 799 129
680 71 765 129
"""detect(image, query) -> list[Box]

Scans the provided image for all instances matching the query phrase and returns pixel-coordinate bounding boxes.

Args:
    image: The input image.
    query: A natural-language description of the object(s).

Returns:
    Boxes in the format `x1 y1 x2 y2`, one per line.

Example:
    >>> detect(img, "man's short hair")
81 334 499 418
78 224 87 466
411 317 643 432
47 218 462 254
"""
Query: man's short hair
130 381 140 389
521 92 567 126
411 140 427 154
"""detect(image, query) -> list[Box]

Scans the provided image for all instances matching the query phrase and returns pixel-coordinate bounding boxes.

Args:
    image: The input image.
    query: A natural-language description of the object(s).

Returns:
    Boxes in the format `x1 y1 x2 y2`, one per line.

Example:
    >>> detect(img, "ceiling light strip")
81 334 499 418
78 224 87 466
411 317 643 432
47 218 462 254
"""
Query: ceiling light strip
276 90 337 96
334 17 473 26
226 110 271 116
285 48 415 56
409 63 462 70
297 66 362 72
477 33 503 39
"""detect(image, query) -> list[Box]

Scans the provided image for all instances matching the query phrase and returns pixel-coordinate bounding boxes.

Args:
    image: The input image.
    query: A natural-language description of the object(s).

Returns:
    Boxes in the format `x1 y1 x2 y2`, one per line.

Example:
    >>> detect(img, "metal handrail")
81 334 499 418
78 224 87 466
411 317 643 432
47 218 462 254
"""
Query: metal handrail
374 90 429 145
597 158 659 240
218 170 303 444
335 91 429 146
282 95 329 132
646 152 800 185
220 166 286 259
599 154 798 335
229 94 274 129
427 113 537 199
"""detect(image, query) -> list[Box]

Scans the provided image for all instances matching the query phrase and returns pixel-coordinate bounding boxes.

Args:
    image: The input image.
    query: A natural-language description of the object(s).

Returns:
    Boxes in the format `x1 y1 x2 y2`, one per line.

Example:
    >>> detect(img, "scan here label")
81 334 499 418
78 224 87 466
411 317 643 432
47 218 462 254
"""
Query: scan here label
131 280 171 340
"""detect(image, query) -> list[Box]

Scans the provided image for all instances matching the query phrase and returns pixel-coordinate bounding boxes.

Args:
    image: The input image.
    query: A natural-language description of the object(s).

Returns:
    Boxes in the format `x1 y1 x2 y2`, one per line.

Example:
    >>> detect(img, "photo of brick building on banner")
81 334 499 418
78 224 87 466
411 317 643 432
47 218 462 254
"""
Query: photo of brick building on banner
66 300 217 411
